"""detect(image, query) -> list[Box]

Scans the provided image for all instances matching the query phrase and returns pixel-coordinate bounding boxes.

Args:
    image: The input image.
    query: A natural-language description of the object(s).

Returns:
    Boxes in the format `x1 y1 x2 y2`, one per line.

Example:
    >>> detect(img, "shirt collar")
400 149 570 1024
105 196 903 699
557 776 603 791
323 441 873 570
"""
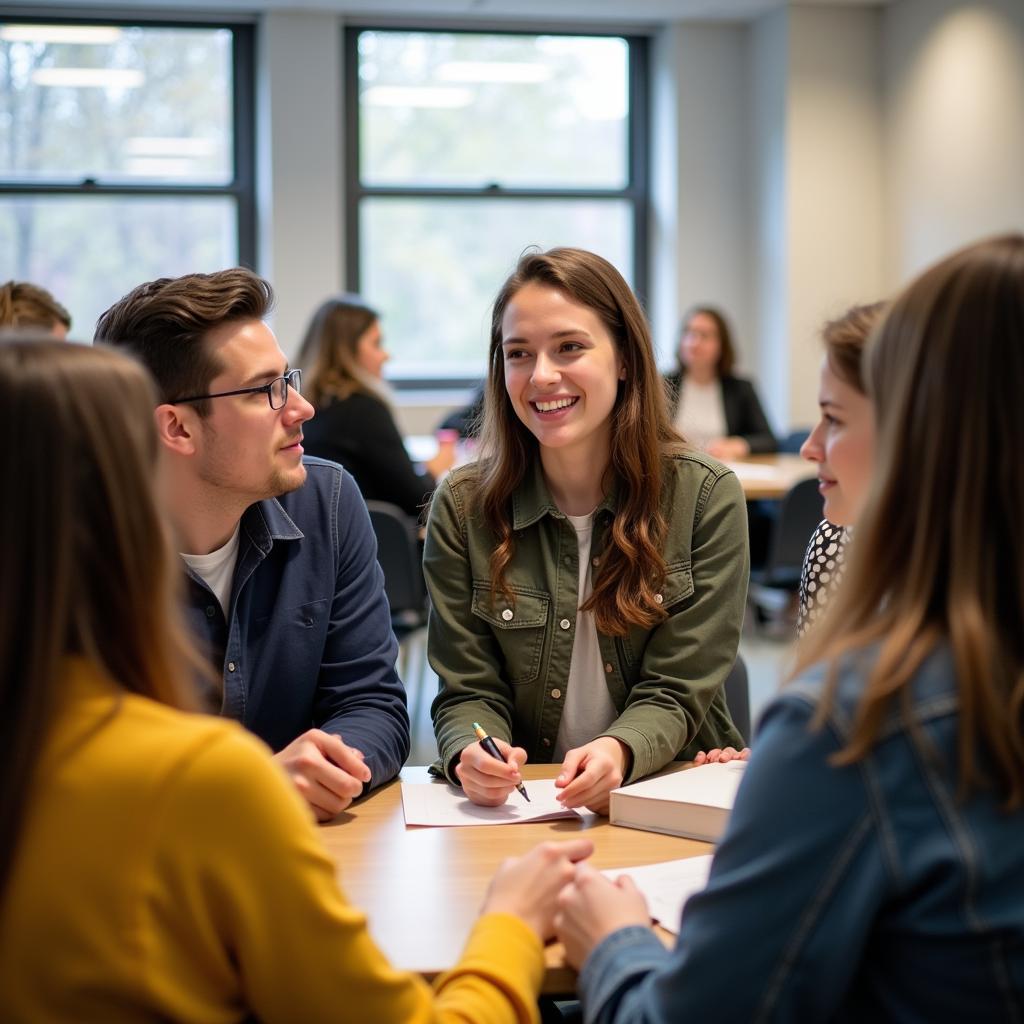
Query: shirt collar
511 457 618 530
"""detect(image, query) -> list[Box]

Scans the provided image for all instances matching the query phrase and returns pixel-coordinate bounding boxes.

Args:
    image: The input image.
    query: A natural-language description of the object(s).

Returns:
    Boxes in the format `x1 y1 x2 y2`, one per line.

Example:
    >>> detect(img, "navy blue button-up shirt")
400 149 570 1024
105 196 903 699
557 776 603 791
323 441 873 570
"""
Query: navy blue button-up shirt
183 457 410 792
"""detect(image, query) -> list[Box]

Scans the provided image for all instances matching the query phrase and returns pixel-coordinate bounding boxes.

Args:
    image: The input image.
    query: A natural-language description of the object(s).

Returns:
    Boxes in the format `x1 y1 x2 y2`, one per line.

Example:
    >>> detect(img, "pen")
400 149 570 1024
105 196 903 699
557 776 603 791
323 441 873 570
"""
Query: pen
472 722 530 802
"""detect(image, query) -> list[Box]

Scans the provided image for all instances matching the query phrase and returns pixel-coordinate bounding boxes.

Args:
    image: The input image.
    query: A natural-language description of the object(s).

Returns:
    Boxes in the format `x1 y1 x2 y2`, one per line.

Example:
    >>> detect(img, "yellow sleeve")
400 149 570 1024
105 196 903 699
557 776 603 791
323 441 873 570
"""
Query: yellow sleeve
153 726 543 1024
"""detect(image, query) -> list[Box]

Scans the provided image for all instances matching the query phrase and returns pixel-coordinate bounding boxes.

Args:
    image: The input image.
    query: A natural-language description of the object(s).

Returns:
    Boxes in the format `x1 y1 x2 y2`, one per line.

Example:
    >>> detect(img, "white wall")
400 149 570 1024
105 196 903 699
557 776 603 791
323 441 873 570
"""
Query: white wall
259 12 344 355
882 0 1024 283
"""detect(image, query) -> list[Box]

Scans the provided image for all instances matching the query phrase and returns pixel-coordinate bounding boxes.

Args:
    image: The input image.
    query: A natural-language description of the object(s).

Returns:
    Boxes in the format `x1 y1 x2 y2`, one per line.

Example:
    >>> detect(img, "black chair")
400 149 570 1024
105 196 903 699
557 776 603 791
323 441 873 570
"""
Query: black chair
723 654 752 745
747 476 824 629
365 501 429 716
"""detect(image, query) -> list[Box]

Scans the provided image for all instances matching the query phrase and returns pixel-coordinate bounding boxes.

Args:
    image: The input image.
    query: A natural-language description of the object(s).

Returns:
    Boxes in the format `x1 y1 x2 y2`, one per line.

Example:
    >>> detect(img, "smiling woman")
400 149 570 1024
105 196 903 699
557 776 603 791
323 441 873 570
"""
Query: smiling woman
425 247 749 816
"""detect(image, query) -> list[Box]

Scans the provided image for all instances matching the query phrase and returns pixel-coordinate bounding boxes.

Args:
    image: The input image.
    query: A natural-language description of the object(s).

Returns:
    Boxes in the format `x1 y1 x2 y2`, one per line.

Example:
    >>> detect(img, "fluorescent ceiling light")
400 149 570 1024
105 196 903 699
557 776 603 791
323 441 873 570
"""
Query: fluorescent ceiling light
436 61 552 84
362 85 472 109
31 68 144 89
124 137 217 157
1 25 122 45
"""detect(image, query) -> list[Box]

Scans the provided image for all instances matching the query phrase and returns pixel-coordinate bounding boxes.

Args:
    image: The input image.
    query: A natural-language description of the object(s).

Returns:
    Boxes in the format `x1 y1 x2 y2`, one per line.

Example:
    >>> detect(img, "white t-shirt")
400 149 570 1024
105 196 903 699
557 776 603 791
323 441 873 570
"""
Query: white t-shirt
181 523 241 619
673 378 727 451
554 512 618 760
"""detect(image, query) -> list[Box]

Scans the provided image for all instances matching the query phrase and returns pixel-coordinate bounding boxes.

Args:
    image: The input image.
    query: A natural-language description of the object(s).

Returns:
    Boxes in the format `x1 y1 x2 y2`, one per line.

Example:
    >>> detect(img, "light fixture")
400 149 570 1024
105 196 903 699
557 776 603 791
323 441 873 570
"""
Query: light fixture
0 25 122 45
362 85 473 109
31 68 144 89
435 61 552 85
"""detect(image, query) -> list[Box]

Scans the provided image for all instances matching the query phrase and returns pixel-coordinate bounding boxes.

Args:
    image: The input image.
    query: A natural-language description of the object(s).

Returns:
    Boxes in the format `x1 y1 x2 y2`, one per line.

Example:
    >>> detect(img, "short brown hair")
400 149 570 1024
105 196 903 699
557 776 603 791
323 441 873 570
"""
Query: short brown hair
679 306 736 377
820 302 886 394
0 280 71 333
95 268 274 416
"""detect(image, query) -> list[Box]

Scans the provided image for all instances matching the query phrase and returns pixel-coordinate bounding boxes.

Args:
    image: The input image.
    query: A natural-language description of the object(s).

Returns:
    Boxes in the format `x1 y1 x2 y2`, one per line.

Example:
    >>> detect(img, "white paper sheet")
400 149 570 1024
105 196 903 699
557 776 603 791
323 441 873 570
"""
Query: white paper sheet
401 778 582 827
602 854 714 934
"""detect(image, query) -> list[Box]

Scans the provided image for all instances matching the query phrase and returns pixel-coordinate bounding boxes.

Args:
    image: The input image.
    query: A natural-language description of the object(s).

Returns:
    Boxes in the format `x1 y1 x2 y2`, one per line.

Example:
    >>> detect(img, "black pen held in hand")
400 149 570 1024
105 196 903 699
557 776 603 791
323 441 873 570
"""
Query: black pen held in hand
472 722 530 802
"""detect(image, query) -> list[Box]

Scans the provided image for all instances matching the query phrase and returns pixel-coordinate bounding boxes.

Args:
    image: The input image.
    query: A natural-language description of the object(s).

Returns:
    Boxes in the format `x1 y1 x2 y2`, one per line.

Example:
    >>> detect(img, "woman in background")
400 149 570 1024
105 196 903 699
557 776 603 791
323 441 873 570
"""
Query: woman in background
298 295 455 517
426 248 748 815
555 233 1024 1019
0 337 591 1023
665 305 776 458
797 302 884 636
0 280 71 336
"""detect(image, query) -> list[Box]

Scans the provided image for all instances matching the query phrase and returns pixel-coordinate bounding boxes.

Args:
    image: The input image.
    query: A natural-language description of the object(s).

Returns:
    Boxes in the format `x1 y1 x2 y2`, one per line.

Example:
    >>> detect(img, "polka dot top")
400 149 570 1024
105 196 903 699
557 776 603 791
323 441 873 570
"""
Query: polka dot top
797 520 849 638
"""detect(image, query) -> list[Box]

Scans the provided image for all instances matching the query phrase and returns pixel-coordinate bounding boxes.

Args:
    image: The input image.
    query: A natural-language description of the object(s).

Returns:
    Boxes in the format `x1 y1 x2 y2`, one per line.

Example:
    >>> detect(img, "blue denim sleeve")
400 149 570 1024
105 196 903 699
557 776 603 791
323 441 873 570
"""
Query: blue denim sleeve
578 927 670 1024
576 689 892 1022
313 469 410 790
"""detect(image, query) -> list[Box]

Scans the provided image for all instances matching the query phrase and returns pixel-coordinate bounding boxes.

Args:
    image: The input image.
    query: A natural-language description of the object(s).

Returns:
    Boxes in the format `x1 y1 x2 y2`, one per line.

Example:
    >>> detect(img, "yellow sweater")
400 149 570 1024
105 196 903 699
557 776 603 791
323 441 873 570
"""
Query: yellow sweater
0 661 543 1022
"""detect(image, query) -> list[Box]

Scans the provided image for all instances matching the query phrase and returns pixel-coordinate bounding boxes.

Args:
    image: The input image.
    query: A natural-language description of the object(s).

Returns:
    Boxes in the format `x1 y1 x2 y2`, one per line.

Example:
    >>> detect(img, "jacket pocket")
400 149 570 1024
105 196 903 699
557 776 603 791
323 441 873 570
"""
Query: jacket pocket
617 563 694 666
471 584 550 685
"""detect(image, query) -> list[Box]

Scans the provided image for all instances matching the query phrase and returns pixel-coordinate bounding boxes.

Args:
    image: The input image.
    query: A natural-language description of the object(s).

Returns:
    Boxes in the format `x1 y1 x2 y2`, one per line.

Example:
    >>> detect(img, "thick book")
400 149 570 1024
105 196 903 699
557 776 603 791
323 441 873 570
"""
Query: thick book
609 761 747 842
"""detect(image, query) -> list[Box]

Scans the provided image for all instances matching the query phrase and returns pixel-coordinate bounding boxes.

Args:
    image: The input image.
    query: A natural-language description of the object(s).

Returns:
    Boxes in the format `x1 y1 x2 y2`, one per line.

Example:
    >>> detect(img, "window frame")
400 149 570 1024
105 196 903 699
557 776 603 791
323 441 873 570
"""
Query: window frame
0 12 258 271
343 23 650 389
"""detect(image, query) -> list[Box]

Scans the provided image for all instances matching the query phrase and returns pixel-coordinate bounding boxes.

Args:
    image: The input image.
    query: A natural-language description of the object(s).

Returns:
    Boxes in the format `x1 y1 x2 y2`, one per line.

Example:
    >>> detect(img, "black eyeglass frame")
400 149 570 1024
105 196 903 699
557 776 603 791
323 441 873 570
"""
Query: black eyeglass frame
173 368 302 410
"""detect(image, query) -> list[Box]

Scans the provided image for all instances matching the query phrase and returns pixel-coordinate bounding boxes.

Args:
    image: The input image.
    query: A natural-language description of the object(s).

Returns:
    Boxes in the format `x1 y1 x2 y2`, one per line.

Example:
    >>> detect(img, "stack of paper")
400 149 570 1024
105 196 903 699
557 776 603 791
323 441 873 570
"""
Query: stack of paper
401 778 581 827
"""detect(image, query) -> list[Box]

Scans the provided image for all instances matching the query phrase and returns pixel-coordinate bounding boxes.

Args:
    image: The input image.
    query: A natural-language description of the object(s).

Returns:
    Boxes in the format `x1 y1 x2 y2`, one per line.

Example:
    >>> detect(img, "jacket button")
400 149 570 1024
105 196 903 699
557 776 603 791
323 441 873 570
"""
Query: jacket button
227 662 237 672
654 593 664 604
592 557 600 567
205 605 216 619
541 737 551 747
501 608 513 621
604 662 613 674
559 618 571 630
551 688 561 699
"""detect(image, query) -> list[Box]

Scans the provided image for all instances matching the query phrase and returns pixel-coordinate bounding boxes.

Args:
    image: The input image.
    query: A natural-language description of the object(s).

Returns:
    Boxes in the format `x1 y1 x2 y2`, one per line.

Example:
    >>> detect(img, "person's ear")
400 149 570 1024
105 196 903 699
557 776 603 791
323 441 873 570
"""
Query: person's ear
154 403 198 456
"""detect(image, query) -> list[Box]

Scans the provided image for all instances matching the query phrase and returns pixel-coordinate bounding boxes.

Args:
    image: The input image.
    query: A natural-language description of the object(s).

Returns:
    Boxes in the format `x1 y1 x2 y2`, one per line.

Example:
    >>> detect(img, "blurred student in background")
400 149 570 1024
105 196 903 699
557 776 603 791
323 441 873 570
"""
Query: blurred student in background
797 301 885 637
555 233 1024 1020
0 280 71 337
0 337 593 1023
426 248 748 816
665 305 776 459
299 295 456 518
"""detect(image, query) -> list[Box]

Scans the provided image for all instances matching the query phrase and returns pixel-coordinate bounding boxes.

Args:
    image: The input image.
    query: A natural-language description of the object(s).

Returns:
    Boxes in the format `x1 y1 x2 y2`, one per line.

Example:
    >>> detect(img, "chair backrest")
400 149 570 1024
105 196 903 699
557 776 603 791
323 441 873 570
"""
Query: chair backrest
780 428 811 454
763 477 824 586
364 501 424 616
723 654 751 744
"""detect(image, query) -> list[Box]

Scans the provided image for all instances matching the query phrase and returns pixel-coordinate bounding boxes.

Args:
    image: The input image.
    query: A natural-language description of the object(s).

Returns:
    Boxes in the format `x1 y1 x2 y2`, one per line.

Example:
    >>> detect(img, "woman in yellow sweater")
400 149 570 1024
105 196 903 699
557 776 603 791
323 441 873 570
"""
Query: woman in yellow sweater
0 338 591 1023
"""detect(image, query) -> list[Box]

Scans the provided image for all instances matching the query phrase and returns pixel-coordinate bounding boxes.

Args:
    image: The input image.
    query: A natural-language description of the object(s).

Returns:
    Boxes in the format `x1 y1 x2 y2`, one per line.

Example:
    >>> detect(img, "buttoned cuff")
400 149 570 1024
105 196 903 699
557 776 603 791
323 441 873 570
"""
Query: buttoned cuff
578 926 668 1024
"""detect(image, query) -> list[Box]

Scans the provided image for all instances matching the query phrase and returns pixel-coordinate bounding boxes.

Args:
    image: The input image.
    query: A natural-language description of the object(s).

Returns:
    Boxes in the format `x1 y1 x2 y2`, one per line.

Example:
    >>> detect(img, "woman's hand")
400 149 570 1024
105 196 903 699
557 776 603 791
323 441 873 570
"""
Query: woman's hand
555 736 631 814
483 839 595 941
707 436 750 460
692 746 750 765
455 738 528 806
555 863 652 969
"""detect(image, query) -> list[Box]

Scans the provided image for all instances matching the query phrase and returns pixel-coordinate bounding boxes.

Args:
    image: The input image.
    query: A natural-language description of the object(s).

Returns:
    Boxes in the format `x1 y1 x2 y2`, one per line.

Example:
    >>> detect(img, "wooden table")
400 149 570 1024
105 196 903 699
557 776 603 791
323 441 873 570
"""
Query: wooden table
319 764 708 994
726 454 815 500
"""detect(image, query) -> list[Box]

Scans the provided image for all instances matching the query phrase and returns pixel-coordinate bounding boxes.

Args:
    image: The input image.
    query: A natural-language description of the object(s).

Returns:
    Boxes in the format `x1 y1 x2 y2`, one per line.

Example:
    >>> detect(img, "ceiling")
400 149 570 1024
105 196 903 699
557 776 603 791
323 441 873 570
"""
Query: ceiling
1 0 891 27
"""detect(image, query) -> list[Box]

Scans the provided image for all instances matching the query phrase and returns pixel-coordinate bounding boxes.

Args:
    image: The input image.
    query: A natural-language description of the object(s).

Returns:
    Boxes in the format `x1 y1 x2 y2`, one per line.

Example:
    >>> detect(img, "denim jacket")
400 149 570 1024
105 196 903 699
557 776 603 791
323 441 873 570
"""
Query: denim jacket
579 645 1024 1022
182 457 410 792
424 450 748 783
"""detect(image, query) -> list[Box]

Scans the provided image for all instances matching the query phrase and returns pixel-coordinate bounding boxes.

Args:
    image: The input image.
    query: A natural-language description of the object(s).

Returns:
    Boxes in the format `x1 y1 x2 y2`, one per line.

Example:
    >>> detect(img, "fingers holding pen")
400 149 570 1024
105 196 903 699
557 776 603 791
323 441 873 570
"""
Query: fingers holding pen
457 739 528 806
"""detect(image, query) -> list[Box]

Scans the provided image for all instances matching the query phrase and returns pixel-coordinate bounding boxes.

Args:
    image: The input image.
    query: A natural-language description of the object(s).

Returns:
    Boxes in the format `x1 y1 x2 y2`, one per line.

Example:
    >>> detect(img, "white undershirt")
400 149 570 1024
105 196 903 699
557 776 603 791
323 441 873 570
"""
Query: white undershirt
674 378 727 451
554 512 618 760
181 523 241 619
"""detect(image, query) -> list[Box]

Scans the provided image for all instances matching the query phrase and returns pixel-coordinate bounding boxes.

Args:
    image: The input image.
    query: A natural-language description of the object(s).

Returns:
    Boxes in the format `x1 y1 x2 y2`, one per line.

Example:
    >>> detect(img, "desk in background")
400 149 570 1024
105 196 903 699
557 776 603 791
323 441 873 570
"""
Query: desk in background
320 764 708 994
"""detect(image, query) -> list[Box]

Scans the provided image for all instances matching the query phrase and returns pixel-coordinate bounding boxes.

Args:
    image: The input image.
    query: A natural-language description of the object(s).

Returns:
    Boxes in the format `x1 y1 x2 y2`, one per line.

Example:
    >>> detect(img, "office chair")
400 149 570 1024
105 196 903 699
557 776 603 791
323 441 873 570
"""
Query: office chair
723 654 752 745
365 501 429 719
747 476 824 631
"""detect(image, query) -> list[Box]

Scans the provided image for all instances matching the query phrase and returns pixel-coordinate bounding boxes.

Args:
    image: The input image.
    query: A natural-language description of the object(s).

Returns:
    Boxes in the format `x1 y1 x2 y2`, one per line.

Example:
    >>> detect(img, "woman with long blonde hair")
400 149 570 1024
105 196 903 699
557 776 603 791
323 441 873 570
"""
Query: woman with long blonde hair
0 338 592 1022
426 248 749 814
555 233 1024 1018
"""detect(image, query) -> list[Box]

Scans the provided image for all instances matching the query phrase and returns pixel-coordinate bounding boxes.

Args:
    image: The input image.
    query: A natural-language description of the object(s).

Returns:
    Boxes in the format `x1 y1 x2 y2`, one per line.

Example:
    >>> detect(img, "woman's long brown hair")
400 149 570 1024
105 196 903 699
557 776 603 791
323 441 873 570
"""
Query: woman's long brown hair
478 247 681 636
296 296 382 406
794 233 1024 806
0 340 206 904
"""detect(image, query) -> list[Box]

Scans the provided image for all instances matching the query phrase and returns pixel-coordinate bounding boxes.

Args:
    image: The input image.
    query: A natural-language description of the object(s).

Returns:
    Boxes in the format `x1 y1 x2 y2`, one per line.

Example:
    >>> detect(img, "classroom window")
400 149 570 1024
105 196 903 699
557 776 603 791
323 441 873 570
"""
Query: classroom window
0 18 255 338
346 27 648 383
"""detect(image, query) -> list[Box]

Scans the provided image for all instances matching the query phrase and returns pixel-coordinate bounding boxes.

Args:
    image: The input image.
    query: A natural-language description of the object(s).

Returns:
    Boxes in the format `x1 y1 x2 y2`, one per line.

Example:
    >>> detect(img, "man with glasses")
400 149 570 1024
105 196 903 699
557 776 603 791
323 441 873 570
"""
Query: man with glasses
96 268 410 821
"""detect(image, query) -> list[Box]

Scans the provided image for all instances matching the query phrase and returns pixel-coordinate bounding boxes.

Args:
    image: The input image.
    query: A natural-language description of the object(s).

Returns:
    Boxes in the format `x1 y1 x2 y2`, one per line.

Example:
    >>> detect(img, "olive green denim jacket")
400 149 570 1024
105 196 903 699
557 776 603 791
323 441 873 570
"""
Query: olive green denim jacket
424 450 749 785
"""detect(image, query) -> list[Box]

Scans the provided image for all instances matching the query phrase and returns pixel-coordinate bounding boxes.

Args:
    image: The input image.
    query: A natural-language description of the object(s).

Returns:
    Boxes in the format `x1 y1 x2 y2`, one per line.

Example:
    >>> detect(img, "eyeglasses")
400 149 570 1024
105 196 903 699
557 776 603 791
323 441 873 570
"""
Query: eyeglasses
174 369 302 411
